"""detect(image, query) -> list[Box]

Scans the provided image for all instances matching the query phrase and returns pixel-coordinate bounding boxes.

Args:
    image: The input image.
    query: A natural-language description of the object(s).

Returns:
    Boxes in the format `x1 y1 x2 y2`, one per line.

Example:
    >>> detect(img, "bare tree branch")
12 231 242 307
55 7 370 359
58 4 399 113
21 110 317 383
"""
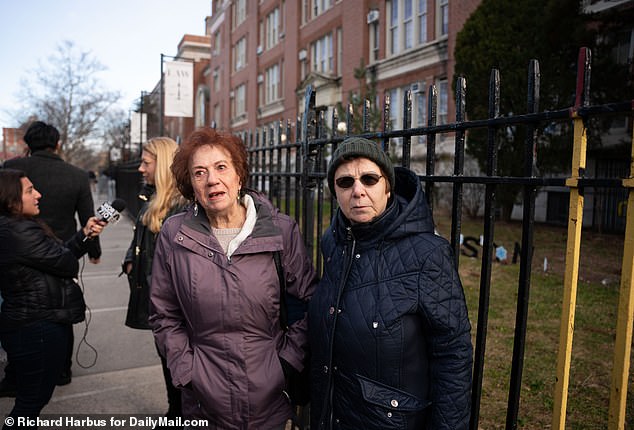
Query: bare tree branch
17 40 123 166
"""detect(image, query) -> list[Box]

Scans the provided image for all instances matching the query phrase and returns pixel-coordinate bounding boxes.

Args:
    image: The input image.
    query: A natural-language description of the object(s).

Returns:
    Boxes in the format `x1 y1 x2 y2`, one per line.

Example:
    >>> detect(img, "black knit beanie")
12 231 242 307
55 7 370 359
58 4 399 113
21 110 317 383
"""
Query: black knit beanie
23 121 60 151
327 137 395 193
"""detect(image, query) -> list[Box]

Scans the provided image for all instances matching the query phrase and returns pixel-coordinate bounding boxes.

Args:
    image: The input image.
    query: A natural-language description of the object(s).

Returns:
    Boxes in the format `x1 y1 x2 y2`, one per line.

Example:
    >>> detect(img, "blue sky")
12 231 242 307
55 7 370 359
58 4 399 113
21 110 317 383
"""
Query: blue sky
0 0 211 126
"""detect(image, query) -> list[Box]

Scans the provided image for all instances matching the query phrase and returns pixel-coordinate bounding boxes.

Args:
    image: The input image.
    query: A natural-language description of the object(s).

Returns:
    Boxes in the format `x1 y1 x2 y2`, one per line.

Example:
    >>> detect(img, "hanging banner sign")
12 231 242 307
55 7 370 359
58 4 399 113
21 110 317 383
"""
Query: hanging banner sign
130 112 147 145
165 61 194 117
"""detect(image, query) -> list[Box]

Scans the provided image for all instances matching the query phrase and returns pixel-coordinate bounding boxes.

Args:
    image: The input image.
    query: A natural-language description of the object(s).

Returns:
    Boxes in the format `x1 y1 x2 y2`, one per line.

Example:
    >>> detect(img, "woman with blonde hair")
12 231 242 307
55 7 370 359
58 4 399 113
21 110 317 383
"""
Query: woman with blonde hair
123 137 187 419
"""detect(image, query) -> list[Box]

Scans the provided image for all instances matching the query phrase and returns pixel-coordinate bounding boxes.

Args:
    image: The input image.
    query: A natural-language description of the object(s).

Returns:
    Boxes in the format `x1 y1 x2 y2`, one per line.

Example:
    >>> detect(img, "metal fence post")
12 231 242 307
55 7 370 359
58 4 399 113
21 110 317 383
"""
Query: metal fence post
301 85 318 260
507 58 540 430
552 47 591 430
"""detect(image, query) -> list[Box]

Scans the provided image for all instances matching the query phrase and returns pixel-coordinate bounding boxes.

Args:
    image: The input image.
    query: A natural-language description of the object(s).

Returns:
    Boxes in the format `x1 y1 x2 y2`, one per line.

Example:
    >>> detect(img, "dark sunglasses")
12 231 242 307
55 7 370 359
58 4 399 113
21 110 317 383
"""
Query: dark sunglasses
335 173 383 189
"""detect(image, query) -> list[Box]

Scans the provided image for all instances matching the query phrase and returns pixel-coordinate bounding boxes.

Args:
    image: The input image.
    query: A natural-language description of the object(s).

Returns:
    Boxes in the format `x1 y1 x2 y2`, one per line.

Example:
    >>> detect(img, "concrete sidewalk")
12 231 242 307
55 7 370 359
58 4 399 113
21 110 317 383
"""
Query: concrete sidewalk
0 196 170 426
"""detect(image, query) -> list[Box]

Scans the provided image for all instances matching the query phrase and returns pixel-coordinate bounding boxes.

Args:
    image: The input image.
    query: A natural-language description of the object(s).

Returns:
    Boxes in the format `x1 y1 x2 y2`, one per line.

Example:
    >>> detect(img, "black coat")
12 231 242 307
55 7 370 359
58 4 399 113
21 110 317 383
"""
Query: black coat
123 186 185 329
308 167 473 430
0 216 90 328
3 150 101 259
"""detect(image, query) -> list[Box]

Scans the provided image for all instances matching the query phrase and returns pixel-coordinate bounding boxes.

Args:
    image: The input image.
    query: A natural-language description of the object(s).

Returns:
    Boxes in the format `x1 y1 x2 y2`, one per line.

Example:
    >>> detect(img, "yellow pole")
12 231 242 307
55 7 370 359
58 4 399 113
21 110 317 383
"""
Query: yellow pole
607 125 634 429
552 115 586 430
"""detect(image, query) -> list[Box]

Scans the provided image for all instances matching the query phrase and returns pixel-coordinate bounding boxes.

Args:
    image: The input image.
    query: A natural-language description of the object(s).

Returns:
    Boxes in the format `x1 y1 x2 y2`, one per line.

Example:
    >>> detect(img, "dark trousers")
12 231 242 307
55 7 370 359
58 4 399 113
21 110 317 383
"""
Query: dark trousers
0 320 68 429
155 342 182 417
63 323 73 373
3 325 72 383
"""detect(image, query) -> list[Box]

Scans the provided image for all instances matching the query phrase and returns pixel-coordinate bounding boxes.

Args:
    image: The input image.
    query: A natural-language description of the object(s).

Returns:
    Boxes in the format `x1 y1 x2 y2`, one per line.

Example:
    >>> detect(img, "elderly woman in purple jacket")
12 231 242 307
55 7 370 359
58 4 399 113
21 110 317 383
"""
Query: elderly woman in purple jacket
150 128 317 429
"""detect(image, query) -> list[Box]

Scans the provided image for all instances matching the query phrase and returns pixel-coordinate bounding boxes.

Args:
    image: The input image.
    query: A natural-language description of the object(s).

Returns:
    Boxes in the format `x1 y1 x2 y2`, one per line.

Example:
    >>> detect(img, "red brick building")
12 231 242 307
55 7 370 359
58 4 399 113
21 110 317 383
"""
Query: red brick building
2 127 27 162
204 0 481 150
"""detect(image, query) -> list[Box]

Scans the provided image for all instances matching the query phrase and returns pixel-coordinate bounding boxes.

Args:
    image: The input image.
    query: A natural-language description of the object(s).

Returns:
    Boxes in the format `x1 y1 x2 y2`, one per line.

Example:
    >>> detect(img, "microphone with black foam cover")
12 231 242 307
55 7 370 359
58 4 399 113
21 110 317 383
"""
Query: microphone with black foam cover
83 198 126 241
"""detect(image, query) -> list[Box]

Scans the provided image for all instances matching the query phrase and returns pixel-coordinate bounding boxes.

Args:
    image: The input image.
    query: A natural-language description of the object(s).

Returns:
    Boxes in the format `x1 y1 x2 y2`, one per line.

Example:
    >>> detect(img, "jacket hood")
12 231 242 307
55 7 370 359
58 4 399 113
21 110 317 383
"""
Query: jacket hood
331 166 435 244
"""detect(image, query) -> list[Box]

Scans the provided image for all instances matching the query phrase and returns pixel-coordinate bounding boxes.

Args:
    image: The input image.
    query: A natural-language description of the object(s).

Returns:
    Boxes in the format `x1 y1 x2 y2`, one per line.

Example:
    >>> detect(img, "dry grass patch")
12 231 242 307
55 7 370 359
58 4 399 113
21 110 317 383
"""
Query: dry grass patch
433 212 633 429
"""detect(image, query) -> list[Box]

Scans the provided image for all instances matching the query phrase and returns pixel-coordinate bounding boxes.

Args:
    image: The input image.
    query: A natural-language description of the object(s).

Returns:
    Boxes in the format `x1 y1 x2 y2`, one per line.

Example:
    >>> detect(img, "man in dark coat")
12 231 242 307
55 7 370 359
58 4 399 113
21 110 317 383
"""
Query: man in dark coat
2 121 101 392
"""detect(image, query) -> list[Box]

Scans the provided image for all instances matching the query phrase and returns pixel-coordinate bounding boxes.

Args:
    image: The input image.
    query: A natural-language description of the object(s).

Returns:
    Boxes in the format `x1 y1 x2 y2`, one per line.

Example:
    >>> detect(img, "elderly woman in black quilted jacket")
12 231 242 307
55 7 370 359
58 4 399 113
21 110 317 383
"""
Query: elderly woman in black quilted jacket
308 137 473 430
0 169 105 428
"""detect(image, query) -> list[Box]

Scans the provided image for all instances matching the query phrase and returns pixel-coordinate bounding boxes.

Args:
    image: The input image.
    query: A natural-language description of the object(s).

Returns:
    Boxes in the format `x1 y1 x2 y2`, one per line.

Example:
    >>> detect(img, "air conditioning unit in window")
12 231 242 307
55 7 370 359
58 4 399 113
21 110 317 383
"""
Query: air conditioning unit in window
257 74 264 83
367 9 379 24
256 45 263 55
229 90 235 98
410 82 424 94
298 49 307 61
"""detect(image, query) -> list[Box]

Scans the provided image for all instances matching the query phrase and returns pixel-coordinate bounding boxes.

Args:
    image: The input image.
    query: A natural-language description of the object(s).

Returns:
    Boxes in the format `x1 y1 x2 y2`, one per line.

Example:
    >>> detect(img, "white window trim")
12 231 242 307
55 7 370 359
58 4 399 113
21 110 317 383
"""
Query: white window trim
387 0 434 56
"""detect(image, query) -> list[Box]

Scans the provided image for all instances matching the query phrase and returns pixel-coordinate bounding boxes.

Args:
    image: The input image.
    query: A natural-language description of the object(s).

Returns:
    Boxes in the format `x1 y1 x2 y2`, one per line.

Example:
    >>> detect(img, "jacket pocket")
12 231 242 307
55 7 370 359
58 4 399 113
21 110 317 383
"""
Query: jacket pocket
356 374 429 429
56 277 86 324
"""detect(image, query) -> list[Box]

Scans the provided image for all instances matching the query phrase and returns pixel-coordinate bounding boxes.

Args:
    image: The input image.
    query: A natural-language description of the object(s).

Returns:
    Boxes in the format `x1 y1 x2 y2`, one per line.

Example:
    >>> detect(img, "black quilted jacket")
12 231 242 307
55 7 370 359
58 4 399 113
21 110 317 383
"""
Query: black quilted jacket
0 216 90 329
308 167 473 430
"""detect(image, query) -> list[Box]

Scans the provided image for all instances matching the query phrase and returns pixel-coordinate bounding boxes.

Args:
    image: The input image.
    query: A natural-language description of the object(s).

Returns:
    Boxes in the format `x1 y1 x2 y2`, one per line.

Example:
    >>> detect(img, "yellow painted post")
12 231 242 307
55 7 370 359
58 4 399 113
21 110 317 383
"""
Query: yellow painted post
607 126 634 429
552 114 586 430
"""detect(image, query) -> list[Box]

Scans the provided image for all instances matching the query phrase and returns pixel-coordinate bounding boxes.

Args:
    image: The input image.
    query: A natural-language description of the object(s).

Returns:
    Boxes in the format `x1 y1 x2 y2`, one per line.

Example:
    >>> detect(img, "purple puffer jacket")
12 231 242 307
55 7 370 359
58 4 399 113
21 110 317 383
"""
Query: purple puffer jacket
150 191 316 429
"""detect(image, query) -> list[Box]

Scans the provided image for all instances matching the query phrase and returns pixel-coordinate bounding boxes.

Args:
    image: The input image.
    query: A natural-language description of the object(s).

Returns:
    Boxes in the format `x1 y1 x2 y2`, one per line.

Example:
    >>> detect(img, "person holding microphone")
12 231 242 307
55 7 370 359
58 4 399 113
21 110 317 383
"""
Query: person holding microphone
0 168 107 428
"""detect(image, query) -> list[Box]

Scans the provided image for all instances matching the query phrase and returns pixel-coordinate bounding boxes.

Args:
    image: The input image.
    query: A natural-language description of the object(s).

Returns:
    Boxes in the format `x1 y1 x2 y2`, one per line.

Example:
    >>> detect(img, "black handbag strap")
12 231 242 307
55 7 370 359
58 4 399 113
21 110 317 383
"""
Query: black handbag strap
274 251 289 331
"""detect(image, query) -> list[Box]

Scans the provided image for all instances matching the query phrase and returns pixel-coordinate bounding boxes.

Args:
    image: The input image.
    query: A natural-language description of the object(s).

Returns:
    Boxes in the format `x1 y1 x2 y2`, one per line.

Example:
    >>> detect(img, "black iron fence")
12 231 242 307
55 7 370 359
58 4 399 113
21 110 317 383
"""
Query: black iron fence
110 46 633 429
111 160 143 218
242 47 633 430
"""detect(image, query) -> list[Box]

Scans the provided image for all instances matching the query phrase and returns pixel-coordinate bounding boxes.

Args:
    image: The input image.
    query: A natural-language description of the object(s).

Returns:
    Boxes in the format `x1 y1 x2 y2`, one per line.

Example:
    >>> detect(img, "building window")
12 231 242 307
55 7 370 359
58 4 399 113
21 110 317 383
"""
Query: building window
213 30 221 55
231 84 246 118
547 191 569 225
237 84 246 116
387 84 427 128
302 0 334 23
213 68 220 92
212 0 222 16
415 87 426 143
258 79 264 108
388 88 399 130
313 0 334 17
389 1 399 55
196 88 207 127
300 56 308 81
234 37 246 71
610 29 633 129
438 79 448 124
369 20 379 62
337 28 342 75
234 0 246 27
418 0 427 44
387 0 431 55
265 64 280 104
612 28 634 65
439 0 449 36
302 0 310 24
386 87 408 148
213 104 220 128
404 0 413 50
312 33 333 73
266 8 280 50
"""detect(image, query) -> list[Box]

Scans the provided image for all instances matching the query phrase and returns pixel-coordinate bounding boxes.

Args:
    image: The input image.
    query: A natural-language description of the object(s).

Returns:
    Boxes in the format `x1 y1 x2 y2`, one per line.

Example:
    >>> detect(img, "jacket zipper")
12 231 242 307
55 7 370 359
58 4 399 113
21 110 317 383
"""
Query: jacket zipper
321 226 356 429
